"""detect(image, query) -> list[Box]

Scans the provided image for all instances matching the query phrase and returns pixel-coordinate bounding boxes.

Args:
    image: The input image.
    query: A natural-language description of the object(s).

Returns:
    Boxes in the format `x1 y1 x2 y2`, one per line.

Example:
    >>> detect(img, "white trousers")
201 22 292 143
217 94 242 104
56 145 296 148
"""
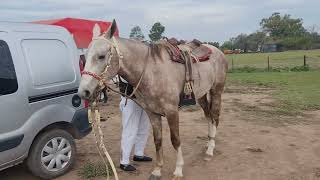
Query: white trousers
119 96 150 165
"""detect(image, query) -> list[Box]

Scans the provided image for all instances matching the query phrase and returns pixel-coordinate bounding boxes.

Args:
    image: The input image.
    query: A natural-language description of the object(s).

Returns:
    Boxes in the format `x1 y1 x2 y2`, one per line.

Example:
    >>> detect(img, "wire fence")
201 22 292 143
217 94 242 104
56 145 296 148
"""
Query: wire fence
226 50 320 72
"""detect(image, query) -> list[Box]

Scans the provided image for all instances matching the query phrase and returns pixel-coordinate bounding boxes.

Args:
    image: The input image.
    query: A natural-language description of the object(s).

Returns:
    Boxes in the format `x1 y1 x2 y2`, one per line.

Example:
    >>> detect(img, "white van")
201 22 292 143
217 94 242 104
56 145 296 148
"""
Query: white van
0 22 91 179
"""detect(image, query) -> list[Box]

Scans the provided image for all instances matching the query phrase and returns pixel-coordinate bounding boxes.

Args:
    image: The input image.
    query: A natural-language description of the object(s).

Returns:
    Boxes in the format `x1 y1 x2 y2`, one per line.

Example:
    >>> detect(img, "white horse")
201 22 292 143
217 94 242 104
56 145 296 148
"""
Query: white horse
78 20 228 180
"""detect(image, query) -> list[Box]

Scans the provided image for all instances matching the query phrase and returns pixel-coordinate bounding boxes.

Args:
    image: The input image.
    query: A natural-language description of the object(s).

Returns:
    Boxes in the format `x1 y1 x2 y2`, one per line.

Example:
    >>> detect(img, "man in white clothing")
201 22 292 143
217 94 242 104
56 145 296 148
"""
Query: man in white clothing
118 77 152 171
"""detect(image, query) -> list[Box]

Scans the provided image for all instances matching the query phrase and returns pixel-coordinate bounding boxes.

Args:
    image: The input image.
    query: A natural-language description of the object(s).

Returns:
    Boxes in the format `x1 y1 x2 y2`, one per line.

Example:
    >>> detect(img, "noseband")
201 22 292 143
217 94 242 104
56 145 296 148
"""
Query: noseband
81 71 103 81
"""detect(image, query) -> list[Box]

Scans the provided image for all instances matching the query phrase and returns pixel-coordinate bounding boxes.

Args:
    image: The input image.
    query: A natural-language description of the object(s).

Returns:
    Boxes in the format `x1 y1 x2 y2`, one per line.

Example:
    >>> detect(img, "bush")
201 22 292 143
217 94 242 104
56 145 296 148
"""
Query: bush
290 65 310 72
280 36 313 50
268 67 287 72
78 162 112 179
229 66 263 73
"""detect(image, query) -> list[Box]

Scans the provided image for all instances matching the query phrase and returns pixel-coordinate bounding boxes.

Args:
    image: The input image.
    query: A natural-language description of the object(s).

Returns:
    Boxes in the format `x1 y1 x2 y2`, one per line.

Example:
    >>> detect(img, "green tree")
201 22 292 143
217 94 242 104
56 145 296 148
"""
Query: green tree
204 41 220 48
260 12 306 39
280 36 311 50
308 25 320 43
209 41 220 48
149 22 165 42
260 13 315 50
246 31 267 51
220 41 233 50
129 25 145 40
233 34 249 52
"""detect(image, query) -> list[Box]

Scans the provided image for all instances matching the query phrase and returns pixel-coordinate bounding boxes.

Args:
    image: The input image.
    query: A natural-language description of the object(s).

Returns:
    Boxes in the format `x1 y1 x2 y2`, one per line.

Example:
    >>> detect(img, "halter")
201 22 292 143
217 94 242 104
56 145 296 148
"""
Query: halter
81 36 147 101
81 36 123 84
81 37 123 82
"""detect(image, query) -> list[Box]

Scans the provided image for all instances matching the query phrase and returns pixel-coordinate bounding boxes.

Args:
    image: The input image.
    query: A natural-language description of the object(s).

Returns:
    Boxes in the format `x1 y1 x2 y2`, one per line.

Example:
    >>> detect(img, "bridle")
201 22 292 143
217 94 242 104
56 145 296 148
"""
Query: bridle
81 36 122 84
81 36 147 101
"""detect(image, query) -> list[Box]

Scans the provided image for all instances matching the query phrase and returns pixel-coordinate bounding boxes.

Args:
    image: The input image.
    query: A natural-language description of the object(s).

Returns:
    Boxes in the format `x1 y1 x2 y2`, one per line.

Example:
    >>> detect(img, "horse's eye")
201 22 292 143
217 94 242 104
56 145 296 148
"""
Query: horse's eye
98 55 105 60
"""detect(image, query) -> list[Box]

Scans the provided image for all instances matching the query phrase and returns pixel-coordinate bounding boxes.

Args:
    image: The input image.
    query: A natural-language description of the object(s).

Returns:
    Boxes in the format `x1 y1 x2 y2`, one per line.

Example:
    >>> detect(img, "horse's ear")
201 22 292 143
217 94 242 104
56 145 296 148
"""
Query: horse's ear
92 24 101 40
104 19 117 39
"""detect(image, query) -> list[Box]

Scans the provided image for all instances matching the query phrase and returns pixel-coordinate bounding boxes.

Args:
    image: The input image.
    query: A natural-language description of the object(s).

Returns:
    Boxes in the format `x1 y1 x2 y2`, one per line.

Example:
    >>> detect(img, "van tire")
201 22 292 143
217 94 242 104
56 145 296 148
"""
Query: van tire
26 129 76 179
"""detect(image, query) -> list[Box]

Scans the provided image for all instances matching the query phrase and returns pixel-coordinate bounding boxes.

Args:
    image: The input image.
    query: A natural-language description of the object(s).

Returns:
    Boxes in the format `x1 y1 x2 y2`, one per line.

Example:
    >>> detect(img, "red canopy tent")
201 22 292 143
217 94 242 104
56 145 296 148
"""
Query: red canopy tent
32 18 119 48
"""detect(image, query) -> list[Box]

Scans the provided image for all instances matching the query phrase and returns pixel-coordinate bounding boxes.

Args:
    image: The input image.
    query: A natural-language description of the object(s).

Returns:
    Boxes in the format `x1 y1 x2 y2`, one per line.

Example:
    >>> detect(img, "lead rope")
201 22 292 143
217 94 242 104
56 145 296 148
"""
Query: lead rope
85 38 119 180
85 37 123 180
88 101 119 180
84 36 153 180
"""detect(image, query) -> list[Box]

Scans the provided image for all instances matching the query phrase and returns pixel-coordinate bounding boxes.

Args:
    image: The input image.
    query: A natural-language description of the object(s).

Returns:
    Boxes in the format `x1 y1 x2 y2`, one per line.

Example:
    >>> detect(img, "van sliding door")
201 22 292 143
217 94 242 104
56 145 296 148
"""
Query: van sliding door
0 36 29 166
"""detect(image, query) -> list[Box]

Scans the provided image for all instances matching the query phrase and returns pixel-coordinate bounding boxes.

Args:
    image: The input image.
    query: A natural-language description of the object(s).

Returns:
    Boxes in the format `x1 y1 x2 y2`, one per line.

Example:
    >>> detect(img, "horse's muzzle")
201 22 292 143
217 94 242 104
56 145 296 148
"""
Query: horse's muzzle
78 86 101 103
78 87 91 100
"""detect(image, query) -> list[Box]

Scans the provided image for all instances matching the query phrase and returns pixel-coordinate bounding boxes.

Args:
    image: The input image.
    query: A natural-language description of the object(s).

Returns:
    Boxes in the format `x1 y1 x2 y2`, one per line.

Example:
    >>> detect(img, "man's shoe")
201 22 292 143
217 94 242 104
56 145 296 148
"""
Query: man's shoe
120 164 136 171
133 155 153 162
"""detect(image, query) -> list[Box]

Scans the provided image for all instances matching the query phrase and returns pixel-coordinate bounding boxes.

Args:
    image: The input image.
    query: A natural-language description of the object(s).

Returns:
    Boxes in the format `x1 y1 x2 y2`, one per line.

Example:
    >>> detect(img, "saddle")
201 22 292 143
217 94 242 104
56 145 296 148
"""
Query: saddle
165 38 212 64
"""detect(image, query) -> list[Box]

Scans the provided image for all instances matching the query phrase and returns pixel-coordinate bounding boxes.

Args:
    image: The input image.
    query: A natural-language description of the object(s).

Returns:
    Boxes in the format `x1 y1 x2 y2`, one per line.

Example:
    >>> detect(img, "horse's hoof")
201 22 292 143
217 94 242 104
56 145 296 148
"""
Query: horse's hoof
149 174 161 180
172 176 183 180
204 154 213 161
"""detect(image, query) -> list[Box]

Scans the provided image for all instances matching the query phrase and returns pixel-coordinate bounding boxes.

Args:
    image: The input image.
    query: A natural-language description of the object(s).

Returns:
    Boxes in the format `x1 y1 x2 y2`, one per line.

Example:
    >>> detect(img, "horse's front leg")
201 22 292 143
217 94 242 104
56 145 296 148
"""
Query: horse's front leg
166 110 184 180
147 113 163 180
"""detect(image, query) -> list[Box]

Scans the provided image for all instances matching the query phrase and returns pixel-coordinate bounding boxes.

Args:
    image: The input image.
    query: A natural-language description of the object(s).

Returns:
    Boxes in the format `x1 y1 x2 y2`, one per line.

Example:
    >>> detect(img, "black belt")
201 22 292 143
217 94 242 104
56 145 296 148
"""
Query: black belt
119 81 136 98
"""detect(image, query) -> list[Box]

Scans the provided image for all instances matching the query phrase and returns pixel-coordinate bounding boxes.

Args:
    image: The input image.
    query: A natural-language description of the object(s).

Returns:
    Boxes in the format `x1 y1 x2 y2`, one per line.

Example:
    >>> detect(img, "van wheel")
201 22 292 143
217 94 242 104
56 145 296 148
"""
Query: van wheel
26 129 76 179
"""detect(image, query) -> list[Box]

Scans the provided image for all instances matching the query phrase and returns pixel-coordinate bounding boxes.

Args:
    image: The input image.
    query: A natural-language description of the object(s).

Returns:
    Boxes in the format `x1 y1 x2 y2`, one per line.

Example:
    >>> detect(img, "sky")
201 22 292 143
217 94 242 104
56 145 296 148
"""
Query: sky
1 0 319 43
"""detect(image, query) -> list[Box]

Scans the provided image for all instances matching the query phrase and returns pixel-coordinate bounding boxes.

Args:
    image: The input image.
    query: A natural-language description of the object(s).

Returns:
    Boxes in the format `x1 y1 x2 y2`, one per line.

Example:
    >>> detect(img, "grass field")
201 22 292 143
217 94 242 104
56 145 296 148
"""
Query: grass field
226 49 320 70
227 71 320 114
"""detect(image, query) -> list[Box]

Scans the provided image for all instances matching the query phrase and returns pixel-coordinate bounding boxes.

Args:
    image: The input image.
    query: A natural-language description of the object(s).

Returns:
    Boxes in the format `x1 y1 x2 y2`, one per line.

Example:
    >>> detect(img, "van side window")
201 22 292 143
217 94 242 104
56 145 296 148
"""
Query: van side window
21 39 75 88
0 40 18 95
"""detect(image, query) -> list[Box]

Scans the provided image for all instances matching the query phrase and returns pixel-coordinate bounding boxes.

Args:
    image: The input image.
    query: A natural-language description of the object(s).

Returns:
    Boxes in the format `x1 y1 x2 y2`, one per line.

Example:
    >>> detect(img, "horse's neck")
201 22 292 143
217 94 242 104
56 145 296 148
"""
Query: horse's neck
117 38 151 86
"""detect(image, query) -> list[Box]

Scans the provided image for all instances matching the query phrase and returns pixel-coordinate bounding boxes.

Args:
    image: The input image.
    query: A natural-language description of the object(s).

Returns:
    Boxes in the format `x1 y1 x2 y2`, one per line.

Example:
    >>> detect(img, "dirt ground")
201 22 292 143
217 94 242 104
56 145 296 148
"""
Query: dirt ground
1 86 320 180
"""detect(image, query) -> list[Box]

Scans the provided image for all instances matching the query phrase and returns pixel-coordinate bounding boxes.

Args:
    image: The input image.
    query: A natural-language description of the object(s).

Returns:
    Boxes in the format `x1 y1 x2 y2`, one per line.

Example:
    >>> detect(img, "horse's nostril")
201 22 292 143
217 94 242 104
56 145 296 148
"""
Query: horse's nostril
84 90 91 98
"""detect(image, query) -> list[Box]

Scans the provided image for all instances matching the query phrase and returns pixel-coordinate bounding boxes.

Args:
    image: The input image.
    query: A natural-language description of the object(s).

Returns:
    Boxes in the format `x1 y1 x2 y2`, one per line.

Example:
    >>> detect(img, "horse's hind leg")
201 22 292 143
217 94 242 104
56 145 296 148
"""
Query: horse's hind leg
199 94 215 157
206 85 223 156
199 85 223 158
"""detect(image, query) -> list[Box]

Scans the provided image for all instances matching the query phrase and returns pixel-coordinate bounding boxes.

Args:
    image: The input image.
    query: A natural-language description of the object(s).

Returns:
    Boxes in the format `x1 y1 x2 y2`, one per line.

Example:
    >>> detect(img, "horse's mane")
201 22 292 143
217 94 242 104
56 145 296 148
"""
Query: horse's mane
148 40 172 59
124 38 173 60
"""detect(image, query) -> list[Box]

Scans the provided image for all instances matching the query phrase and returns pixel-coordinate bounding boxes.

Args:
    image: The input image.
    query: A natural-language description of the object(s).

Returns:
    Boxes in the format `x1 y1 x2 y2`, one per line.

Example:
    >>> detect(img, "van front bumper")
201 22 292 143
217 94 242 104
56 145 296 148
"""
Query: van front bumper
71 108 92 139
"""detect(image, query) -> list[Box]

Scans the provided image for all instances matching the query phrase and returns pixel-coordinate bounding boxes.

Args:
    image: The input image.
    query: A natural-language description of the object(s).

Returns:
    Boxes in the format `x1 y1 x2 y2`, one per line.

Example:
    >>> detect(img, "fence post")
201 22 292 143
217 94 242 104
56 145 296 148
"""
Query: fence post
304 55 307 67
267 56 270 71
232 58 234 72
